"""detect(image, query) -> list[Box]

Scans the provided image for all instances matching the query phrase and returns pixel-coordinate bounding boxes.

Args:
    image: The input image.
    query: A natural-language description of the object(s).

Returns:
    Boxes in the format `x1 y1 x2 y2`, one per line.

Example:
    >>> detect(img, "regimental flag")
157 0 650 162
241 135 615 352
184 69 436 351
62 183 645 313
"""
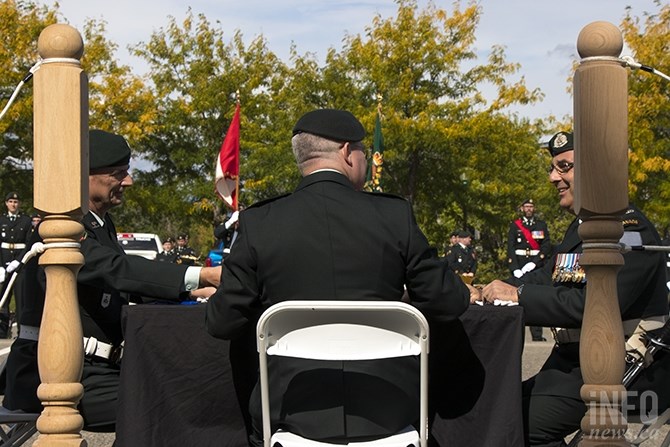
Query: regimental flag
215 103 240 210
370 110 384 192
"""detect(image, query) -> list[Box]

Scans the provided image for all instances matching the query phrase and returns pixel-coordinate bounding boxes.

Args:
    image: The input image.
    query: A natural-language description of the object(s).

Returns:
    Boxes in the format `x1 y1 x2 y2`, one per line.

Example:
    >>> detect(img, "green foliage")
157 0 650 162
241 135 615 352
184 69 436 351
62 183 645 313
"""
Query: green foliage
2 0 669 274
622 1 670 237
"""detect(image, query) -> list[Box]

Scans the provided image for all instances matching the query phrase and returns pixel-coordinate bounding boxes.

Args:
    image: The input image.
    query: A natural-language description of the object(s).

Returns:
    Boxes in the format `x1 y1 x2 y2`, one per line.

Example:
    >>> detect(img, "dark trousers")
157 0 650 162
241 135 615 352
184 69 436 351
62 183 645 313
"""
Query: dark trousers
78 359 120 432
530 326 545 340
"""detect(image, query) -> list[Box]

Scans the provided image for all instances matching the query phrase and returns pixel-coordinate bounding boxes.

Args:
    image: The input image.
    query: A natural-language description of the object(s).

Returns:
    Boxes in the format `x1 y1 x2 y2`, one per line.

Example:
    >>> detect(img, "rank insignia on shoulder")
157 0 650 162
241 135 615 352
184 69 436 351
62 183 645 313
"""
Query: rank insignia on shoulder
622 219 639 226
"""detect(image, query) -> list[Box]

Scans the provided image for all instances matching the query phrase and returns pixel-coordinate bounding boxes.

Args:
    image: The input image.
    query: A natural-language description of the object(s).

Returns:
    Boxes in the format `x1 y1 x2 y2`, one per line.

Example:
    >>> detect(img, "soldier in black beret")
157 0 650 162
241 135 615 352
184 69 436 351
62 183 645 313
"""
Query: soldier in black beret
175 232 198 265
2 129 221 431
445 230 477 283
207 108 472 446
480 130 669 445
0 191 32 337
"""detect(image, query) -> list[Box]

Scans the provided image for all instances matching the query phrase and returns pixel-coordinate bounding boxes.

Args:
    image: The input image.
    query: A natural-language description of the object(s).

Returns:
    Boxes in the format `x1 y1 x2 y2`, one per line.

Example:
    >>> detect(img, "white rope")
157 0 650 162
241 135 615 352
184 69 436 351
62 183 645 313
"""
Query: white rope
581 55 670 83
0 60 42 122
0 241 81 310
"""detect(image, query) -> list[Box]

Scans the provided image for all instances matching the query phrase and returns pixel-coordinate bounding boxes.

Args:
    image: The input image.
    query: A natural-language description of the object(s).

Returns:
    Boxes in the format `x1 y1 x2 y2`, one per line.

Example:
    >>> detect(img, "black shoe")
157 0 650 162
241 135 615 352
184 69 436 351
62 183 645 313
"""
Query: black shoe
532 337 547 341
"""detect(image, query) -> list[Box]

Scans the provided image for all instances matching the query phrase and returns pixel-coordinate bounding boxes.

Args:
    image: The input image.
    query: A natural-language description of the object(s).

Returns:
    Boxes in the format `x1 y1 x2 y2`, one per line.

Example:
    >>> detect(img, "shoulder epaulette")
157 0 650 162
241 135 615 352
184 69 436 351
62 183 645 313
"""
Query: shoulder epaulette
361 191 406 201
247 193 292 209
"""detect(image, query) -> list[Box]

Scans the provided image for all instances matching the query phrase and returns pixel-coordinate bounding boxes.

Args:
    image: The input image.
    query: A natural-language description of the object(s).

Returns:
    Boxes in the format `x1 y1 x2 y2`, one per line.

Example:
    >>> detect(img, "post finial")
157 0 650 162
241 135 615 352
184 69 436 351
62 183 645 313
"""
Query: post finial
577 21 623 59
37 24 84 60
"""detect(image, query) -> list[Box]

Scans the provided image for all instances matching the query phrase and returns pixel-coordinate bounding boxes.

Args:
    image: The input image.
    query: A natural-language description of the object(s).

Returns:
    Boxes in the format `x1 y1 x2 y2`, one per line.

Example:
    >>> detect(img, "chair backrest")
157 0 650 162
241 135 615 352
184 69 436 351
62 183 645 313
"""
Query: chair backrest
256 300 430 447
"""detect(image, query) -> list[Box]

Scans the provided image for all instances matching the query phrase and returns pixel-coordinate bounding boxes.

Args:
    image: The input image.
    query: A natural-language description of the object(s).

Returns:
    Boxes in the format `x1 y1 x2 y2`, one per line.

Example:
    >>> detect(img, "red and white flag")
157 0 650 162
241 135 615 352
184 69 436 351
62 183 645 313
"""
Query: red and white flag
215 103 240 210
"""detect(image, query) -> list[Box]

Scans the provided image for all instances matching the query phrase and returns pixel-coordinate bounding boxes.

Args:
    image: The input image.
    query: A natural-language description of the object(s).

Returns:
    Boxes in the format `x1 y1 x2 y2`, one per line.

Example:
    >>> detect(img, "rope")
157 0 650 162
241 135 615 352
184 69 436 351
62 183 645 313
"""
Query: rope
0 241 80 310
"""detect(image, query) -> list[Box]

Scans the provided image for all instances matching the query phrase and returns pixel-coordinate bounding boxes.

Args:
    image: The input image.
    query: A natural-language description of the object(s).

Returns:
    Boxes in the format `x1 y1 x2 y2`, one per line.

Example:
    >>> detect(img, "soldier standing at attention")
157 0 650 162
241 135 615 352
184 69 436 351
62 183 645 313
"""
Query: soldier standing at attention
0 192 32 338
175 233 198 265
507 199 552 341
446 230 477 284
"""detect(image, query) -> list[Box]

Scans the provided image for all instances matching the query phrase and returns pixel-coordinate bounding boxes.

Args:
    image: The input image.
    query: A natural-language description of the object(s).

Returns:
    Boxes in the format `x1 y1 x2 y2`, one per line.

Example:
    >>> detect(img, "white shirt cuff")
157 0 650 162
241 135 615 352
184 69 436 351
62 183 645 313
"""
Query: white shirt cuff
184 266 202 291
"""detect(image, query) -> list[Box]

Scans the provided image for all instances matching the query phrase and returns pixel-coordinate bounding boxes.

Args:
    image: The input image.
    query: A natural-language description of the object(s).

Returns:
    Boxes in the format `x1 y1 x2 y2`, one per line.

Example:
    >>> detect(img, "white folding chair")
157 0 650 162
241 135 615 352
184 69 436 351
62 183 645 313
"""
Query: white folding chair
0 407 38 446
256 300 430 447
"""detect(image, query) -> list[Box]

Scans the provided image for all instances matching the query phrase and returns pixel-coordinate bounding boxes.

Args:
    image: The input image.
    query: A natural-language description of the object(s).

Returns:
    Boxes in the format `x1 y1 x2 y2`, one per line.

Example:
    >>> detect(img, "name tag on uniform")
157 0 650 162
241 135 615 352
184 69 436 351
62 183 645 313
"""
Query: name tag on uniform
101 293 111 308
532 230 545 239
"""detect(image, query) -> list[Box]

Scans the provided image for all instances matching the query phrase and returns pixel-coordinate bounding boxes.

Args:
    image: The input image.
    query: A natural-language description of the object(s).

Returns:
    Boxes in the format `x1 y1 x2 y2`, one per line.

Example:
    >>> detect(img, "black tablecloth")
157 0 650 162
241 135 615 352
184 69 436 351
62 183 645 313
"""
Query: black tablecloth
117 304 524 447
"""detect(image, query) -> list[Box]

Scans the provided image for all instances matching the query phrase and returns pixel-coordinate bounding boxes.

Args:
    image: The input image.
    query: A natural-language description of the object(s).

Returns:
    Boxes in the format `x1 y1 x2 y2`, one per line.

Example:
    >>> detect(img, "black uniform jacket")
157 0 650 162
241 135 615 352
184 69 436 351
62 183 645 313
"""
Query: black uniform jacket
3 212 191 411
509 206 668 399
77 211 190 344
0 212 32 266
445 243 477 274
506 217 552 272
206 171 469 441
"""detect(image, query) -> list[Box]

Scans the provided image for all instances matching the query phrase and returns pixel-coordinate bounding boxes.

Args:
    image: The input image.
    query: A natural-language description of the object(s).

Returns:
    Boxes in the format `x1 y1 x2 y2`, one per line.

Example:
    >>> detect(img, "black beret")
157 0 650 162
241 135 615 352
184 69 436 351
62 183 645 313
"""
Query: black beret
165 237 175 243
457 230 472 238
90 129 131 170
5 192 19 201
547 131 574 157
521 199 534 206
293 109 366 142
177 233 188 240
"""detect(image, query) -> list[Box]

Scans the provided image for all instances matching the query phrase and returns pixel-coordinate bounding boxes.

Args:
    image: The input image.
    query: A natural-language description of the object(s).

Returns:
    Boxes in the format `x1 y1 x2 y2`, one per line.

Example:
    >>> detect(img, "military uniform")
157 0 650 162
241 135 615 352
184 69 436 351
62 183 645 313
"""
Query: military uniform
0 196 32 338
507 208 552 341
175 235 198 265
1 130 201 431
207 108 469 447
508 206 669 446
507 216 551 274
445 242 477 277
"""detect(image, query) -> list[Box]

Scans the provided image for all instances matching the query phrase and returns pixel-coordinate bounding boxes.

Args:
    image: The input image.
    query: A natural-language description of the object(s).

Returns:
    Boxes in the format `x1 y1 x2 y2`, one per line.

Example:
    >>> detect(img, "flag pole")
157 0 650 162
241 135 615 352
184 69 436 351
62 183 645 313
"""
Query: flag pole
234 90 240 211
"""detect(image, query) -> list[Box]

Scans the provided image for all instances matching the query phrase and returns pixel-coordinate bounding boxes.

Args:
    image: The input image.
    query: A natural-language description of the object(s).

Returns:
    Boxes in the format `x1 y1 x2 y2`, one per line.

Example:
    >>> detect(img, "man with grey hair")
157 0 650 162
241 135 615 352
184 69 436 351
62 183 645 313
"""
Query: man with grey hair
207 108 472 446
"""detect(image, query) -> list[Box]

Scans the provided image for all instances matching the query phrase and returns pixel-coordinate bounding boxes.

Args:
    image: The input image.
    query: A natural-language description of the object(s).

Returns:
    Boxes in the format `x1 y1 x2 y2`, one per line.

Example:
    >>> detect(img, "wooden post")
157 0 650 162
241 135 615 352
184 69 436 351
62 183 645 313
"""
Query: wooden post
32 23 88 446
574 21 629 446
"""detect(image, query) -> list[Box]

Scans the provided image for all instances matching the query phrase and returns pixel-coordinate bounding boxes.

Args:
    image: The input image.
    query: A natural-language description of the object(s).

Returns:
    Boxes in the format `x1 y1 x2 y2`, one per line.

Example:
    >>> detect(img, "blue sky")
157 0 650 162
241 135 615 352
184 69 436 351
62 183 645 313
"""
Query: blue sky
50 0 663 122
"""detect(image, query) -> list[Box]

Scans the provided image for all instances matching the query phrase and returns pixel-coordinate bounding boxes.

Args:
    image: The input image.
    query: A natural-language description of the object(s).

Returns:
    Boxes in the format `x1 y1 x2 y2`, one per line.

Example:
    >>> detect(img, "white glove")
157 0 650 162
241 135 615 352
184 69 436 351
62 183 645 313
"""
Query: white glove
0 267 5 284
224 210 240 229
521 262 536 273
513 269 523 278
6 260 20 274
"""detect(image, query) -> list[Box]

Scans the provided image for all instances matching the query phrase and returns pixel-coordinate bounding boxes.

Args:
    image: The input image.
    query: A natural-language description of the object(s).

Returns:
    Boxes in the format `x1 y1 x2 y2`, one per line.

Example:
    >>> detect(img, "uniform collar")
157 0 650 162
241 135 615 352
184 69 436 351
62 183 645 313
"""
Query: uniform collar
296 171 355 192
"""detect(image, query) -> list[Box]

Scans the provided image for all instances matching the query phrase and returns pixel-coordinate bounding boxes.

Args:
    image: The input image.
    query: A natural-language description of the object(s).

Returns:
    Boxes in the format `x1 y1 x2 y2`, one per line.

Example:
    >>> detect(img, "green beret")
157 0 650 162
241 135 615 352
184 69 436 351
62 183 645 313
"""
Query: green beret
547 131 574 157
293 109 366 142
457 230 472 238
5 191 19 201
89 129 131 170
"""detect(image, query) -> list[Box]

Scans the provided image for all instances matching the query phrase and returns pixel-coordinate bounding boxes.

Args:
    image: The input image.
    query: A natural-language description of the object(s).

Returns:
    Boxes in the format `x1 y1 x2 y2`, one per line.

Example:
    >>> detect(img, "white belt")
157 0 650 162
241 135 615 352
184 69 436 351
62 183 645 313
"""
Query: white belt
552 315 668 345
1 242 26 250
83 336 123 363
515 249 539 256
18 325 40 342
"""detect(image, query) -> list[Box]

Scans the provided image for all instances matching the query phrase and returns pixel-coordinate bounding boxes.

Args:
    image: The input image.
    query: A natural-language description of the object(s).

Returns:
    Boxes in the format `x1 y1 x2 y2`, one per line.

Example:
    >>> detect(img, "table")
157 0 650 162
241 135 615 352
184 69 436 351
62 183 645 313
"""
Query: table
117 304 524 446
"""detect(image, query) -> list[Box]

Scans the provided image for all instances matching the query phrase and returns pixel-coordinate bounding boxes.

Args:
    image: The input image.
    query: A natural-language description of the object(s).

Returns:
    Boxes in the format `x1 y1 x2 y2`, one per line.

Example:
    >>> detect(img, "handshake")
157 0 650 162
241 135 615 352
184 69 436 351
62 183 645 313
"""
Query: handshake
513 262 536 279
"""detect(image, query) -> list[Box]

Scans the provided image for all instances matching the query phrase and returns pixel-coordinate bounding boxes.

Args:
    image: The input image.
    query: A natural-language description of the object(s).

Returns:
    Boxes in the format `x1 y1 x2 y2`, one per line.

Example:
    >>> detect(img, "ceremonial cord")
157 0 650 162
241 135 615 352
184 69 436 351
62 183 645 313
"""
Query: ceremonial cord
0 241 81 310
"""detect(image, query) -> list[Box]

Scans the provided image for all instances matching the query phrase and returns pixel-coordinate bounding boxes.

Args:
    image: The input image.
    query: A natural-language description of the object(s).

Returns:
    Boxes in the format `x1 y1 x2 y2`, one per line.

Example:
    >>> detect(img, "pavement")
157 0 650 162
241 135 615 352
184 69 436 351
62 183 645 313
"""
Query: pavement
0 326 666 446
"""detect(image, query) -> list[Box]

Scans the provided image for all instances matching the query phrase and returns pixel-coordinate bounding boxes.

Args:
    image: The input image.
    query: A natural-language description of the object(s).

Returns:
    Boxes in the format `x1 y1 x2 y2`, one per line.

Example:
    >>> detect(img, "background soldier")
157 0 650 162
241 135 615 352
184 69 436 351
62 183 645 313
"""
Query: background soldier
156 237 178 263
446 230 477 284
507 199 552 341
175 233 198 265
0 192 32 338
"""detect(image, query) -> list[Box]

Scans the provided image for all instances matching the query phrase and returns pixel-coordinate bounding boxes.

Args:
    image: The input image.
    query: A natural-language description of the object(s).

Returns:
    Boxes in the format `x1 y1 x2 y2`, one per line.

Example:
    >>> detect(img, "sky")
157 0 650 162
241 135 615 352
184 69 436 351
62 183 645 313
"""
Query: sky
47 0 663 122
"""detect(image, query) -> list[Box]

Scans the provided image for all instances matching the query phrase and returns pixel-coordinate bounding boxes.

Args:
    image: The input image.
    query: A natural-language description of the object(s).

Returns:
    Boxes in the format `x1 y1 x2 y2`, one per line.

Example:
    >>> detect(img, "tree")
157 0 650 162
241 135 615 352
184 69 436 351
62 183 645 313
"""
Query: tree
622 1 670 237
320 0 547 279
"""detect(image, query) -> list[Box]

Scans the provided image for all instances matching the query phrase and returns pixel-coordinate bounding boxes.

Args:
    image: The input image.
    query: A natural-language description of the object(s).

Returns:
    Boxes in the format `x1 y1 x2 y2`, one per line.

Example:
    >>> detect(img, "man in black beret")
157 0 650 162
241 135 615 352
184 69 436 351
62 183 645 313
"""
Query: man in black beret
0 191 32 338
175 232 198 265
2 129 221 431
207 109 472 446
480 131 669 446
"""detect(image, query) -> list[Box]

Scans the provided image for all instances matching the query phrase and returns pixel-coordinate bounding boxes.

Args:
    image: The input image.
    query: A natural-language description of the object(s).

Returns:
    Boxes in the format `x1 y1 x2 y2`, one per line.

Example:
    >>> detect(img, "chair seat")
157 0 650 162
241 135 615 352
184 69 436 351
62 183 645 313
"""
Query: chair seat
271 426 419 447
0 406 39 446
